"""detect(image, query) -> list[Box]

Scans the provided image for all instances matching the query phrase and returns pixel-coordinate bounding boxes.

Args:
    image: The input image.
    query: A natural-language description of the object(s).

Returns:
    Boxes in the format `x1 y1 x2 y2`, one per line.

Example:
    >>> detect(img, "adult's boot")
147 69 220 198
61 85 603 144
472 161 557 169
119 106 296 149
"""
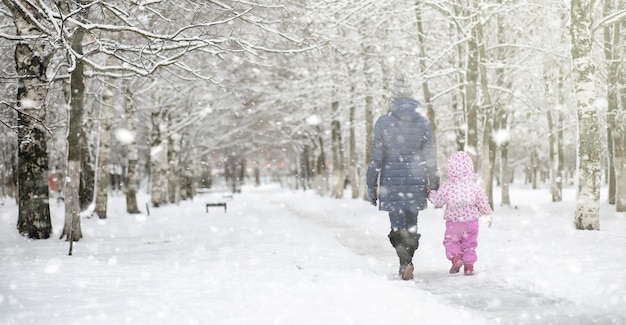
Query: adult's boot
388 229 420 280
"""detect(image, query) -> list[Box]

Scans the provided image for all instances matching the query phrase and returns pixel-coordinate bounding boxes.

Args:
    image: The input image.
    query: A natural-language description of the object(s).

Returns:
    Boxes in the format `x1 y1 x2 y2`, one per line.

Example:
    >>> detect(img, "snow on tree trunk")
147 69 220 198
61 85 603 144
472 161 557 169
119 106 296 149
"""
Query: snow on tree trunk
603 0 619 206
616 38 626 212
79 127 95 211
570 0 601 230
349 102 360 199
331 101 344 199
547 109 562 202
500 134 511 206
416 3 440 171
312 128 328 194
62 161 82 241
62 20 87 242
5 0 54 239
123 83 140 214
168 132 181 205
616 155 626 212
94 82 113 218
150 108 169 207
364 93 373 201
546 73 566 203
477 20 495 209
362 51 375 201
465 17 480 171
495 6 511 207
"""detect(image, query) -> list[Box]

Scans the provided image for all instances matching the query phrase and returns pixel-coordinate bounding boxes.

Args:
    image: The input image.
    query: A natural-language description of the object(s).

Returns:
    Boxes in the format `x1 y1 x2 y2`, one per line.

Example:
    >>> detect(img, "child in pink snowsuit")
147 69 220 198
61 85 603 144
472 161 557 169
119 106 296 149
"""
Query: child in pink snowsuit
428 151 492 275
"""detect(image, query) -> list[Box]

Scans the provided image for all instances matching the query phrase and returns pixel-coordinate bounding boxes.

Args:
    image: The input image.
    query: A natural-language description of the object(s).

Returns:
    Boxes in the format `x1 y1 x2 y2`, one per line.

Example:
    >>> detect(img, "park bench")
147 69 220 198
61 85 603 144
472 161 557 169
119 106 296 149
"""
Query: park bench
206 202 227 213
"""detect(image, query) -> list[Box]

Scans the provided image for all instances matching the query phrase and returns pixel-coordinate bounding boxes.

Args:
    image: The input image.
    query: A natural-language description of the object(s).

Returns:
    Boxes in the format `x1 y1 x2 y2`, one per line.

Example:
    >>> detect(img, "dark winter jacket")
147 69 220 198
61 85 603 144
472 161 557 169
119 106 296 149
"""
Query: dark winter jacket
366 98 440 212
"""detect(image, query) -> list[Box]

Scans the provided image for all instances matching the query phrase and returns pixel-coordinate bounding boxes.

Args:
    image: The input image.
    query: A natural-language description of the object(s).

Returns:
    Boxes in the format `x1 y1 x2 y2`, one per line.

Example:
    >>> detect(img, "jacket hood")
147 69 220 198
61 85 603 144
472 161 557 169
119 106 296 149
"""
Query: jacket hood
389 98 421 122
446 151 477 182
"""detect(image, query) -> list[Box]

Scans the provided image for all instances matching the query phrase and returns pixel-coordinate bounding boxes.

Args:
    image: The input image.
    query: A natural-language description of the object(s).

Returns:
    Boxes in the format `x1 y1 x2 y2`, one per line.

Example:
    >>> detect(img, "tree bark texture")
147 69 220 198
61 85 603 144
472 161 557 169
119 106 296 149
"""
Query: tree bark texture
167 130 180 205
364 94 373 201
570 0 601 230
5 0 54 239
615 15 626 212
61 161 82 241
95 81 114 218
150 108 169 207
362 52 375 201
79 128 95 210
465 15 480 171
603 0 619 206
331 101 344 199
349 103 360 199
476 19 495 209
124 83 140 214
495 4 511 207
62 18 87 241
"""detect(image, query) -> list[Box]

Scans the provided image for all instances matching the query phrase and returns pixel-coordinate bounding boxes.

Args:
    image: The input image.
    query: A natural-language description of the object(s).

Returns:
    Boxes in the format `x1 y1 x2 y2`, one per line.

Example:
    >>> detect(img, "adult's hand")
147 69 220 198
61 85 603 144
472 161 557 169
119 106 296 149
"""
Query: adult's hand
367 187 377 206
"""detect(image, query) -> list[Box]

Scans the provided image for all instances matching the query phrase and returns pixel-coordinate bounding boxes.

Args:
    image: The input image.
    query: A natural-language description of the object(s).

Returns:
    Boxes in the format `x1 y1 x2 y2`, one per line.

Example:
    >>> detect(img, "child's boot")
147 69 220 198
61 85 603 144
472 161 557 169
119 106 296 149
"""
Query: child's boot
449 256 462 274
464 264 474 276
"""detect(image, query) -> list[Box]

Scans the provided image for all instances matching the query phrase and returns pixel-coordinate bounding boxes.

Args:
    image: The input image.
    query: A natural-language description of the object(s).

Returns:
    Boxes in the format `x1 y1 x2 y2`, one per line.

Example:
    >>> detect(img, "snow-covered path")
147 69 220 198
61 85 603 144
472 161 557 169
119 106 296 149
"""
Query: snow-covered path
275 189 624 325
1 184 625 324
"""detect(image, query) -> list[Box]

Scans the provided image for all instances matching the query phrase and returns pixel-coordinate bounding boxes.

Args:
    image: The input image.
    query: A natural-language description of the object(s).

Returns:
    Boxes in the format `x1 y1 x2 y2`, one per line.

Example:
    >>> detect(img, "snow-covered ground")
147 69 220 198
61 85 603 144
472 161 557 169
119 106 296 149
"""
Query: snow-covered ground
1 183 625 325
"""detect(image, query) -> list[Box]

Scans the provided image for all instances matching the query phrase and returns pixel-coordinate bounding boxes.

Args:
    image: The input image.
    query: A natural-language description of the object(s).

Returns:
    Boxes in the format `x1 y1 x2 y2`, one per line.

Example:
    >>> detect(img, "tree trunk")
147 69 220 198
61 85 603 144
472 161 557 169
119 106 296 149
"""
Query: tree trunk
4 0 54 239
300 144 310 190
476 19 495 209
349 101 360 199
314 125 329 194
466 16 480 171
331 101 344 199
546 64 562 202
416 3 437 149
168 129 180 205
62 20 87 242
150 107 169 207
547 110 560 202
604 0 620 206
616 16 626 212
94 78 114 218
556 103 565 198
571 0 601 230
499 124 511 206
495 3 511 207
532 151 540 190
416 3 442 180
451 0 467 152
124 82 140 214
362 52 375 201
553 72 566 201
364 93 374 201
62 161 82 241
79 128 95 211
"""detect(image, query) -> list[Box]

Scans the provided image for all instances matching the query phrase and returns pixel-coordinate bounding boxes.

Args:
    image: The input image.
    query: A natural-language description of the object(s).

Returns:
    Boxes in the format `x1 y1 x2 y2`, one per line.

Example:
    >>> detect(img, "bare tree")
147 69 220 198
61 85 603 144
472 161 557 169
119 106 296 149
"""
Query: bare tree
2 0 55 239
604 0 621 208
59 1 89 242
570 0 601 230
614 0 626 212
122 80 141 214
94 64 115 219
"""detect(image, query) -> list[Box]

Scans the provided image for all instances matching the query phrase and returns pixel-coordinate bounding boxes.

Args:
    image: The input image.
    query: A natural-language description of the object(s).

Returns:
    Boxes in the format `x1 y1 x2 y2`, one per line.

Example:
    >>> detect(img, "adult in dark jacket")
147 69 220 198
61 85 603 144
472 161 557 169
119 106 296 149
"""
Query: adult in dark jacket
366 73 440 280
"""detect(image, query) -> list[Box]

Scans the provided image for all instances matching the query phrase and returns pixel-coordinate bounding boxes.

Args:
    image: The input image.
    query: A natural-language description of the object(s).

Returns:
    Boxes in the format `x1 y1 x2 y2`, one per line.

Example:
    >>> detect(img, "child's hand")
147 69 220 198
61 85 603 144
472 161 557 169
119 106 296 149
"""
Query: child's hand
481 215 493 228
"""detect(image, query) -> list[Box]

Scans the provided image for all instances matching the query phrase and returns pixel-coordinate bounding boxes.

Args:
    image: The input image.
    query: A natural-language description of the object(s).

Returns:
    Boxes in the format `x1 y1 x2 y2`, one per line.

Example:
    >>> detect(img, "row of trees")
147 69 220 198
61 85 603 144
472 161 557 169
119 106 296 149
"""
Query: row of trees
0 0 624 242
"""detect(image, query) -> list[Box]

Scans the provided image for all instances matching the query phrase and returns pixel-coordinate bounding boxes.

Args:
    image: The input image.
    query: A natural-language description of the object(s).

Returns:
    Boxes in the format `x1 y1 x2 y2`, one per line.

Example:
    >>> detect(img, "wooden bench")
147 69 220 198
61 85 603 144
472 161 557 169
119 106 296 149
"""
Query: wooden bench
206 202 227 213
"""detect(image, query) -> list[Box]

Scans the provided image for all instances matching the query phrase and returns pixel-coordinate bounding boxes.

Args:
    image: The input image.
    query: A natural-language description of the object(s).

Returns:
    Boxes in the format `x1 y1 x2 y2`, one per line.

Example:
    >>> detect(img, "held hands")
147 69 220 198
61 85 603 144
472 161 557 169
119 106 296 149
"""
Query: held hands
367 187 377 206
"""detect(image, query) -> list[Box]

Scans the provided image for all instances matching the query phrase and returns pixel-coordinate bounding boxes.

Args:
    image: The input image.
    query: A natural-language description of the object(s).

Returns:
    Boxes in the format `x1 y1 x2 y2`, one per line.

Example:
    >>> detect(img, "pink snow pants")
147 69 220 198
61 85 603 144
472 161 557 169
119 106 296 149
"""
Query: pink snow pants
443 220 479 264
